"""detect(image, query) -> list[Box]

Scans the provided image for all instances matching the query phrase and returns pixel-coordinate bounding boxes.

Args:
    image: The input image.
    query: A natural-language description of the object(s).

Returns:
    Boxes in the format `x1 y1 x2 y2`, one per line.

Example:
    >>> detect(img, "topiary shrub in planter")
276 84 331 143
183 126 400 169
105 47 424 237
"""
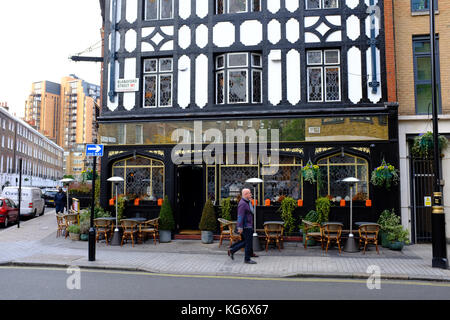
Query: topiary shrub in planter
387 225 410 251
377 209 400 248
278 197 297 234
301 210 319 246
220 198 232 221
199 199 217 244
315 196 330 224
67 224 81 241
159 195 175 243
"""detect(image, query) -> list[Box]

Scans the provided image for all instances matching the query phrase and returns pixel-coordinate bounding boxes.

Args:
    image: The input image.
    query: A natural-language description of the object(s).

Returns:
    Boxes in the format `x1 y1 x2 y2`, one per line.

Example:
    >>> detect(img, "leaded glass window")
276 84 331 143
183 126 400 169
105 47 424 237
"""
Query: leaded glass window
216 0 260 14
262 156 302 202
220 165 258 200
307 50 341 102
215 52 262 105
143 57 173 108
317 153 369 200
306 0 338 9
112 156 165 200
145 0 173 20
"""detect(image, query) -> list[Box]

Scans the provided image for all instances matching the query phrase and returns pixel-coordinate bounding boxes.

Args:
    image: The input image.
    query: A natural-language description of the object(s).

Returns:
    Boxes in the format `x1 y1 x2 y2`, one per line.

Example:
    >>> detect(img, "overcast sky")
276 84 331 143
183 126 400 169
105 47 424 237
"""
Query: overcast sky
0 0 103 117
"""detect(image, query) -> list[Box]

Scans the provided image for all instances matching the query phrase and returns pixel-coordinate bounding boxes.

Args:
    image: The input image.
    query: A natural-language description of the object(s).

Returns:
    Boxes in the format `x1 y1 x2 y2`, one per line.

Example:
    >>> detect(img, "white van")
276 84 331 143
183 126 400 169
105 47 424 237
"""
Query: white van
1 187 45 217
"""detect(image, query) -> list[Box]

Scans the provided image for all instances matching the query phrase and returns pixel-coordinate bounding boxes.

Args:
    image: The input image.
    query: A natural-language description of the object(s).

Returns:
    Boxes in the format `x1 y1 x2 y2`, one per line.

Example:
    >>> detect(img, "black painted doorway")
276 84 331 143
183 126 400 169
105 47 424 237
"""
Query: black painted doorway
177 165 204 231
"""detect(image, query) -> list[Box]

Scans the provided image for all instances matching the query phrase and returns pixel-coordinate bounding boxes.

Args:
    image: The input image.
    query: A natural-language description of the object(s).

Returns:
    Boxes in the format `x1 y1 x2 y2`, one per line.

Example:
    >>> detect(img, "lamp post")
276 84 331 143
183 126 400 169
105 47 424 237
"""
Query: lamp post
60 178 74 214
342 177 360 253
429 0 448 269
246 178 264 252
107 176 124 246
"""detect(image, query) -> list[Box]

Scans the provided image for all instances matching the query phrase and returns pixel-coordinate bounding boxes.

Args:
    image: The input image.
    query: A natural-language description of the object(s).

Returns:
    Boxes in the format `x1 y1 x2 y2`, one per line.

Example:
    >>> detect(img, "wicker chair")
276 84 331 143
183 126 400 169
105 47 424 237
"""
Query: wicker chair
303 220 324 250
322 223 343 253
121 219 139 247
264 222 284 251
56 214 67 238
138 218 159 244
94 218 113 245
358 223 380 254
218 218 233 247
64 214 79 239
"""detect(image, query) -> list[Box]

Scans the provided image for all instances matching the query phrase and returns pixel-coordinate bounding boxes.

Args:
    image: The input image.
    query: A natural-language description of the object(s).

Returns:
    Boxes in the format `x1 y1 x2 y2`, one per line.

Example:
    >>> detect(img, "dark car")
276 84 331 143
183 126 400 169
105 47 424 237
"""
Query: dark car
0 198 19 227
43 190 58 207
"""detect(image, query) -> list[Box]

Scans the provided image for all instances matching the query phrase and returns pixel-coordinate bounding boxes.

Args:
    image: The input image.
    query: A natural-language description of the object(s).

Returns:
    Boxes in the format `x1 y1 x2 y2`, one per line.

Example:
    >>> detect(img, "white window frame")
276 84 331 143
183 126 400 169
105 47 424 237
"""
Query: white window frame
324 66 341 102
216 70 225 105
227 52 248 68
307 67 324 102
251 69 263 103
145 0 174 21
228 0 248 14
306 0 339 10
307 49 341 103
143 57 173 108
227 69 248 104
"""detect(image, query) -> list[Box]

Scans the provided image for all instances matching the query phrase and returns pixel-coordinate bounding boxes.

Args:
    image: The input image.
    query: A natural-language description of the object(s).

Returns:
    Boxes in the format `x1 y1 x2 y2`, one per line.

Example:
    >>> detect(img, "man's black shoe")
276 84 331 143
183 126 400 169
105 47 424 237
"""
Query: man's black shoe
244 260 257 264
228 249 234 260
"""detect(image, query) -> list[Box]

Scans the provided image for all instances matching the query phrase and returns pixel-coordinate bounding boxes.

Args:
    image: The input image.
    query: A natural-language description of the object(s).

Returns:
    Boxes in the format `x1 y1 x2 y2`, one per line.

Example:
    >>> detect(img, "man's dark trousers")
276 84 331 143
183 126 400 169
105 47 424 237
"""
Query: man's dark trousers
229 228 253 261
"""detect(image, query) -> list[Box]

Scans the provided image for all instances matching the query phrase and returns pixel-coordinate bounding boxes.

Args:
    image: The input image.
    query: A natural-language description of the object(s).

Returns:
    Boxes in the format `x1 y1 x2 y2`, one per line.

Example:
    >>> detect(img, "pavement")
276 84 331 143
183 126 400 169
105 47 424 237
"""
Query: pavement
1 209 450 282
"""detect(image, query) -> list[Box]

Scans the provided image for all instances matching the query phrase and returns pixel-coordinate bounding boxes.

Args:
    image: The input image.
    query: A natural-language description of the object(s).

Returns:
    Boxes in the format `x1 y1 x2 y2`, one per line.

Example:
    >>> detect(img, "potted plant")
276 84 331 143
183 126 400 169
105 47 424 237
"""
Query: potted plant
315 196 330 224
158 195 175 243
387 225 410 251
199 199 217 244
300 210 319 246
220 197 232 221
412 131 448 159
278 196 296 234
67 224 81 241
377 209 401 248
370 159 399 190
301 160 320 184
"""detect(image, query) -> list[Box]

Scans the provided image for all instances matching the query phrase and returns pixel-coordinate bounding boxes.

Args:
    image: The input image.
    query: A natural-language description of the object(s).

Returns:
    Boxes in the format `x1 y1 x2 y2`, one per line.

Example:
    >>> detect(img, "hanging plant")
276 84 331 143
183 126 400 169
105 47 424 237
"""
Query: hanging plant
370 159 399 190
301 160 320 184
411 131 448 159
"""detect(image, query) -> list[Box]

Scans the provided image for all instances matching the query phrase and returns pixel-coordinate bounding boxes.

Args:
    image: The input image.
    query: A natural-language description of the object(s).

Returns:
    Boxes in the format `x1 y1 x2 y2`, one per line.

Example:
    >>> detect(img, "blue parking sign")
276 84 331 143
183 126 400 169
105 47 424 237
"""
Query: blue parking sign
86 144 104 157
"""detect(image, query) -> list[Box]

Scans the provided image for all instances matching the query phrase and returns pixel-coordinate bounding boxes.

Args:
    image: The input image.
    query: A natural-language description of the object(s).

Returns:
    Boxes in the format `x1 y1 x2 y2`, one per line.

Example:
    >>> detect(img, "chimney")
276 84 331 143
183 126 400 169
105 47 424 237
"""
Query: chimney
0 102 8 111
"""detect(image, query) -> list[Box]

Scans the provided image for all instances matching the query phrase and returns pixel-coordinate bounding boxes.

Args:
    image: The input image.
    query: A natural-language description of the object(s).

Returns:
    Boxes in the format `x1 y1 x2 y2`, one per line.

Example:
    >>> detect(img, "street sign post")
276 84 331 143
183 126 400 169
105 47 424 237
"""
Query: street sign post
86 144 104 157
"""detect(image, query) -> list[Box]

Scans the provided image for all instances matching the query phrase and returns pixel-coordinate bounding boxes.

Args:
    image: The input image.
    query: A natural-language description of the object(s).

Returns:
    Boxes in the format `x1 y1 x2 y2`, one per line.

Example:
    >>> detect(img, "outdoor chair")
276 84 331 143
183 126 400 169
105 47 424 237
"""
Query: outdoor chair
264 222 284 251
120 219 138 247
218 218 234 247
64 214 79 239
138 218 159 244
303 220 324 250
94 218 113 245
56 214 67 238
322 223 343 254
358 223 380 254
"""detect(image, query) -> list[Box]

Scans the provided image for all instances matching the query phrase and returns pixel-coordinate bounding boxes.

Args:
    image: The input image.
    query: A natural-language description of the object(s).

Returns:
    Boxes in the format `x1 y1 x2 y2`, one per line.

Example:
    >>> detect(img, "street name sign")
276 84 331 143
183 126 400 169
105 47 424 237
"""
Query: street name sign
86 144 104 157
115 78 139 92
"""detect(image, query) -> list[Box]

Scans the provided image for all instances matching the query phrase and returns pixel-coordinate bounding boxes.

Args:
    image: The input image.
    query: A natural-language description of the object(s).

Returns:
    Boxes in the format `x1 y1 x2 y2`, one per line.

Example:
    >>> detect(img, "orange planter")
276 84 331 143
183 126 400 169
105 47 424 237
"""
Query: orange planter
366 199 372 207
297 199 303 207
134 198 140 206
340 199 346 207
109 198 115 206
157 198 163 206
265 199 270 206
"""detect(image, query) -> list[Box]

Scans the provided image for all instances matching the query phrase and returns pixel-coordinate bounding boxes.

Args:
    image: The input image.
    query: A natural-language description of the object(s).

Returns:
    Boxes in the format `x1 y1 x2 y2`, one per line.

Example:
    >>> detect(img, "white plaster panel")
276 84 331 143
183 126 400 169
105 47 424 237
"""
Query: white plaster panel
110 0 122 22
141 42 154 52
267 19 281 44
305 32 320 43
123 92 135 111
213 22 235 47
316 22 330 36
346 0 359 9
347 46 362 104
346 15 360 41
196 24 208 48
109 32 121 52
286 18 300 43
240 20 263 46
178 25 191 49
142 27 155 38
107 61 120 111
124 57 136 79
285 0 299 12
178 55 191 109
126 0 137 23
286 49 301 105
161 26 174 36
151 32 164 45
267 0 281 13
366 47 382 104
195 54 208 108
124 29 137 53
179 0 191 20
325 15 341 26
326 31 342 42
196 0 208 19
268 50 282 106
160 40 174 51
305 16 319 28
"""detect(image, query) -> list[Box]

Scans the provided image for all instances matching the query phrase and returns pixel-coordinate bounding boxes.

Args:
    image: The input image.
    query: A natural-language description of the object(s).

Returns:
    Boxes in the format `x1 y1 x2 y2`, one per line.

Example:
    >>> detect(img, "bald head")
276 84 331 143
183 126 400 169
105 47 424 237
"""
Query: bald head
242 188 252 200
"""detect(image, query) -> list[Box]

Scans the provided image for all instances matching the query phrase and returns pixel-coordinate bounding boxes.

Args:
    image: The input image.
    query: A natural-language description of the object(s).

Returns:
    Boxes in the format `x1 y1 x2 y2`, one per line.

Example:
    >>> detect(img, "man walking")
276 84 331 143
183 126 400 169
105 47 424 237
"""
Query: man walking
54 187 67 214
228 188 258 264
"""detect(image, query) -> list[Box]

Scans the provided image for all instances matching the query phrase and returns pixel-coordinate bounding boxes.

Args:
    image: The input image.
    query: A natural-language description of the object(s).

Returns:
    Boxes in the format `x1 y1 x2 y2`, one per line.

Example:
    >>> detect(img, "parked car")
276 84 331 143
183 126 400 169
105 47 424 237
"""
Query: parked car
0 198 19 227
1 187 45 217
43 189 59 207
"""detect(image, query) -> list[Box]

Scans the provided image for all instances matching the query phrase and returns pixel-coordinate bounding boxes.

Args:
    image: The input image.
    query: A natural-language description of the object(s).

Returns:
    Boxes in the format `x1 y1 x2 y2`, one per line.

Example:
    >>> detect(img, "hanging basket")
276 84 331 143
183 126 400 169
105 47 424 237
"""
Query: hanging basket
411 131 448 159
370 159 399 190
301 160 319 184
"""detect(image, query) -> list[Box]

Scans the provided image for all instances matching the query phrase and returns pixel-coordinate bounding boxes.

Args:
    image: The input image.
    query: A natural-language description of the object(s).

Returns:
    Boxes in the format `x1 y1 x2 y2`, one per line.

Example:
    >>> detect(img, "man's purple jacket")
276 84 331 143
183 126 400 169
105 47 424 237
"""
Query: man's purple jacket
236 197 254 231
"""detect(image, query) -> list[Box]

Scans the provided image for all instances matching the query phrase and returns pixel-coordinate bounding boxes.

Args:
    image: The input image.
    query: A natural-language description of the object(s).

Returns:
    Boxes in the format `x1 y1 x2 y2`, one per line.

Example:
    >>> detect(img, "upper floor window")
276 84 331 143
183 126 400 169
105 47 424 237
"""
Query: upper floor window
143 57 173 108
306 0 338 10
307 49 341 102
145 0 173 20
215 52 262 105
216 0 261 14
411 0 438 12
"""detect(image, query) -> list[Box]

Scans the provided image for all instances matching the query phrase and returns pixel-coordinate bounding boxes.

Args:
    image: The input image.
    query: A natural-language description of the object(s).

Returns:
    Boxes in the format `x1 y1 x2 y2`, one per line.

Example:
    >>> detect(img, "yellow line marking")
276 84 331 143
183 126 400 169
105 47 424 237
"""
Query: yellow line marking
1 265 450 288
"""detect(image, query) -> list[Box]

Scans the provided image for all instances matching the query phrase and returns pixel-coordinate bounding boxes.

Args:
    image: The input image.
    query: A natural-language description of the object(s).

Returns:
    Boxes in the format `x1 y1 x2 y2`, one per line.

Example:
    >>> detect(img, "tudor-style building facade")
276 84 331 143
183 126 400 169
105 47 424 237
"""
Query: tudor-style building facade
98 0 399 234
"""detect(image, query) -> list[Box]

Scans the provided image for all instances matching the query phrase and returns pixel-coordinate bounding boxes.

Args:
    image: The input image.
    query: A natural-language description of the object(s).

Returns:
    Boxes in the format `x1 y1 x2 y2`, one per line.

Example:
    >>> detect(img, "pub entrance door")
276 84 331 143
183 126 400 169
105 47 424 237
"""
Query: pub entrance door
177 165 204 232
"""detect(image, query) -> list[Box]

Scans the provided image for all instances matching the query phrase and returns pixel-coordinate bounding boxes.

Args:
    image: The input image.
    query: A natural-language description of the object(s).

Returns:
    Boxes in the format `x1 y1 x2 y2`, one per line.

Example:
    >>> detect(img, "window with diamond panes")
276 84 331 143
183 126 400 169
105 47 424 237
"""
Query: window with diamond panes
216 0 261 14
307 50 341 102
145 0 173 20
306 0 338 9
215 52 262 105
143 58 173 108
